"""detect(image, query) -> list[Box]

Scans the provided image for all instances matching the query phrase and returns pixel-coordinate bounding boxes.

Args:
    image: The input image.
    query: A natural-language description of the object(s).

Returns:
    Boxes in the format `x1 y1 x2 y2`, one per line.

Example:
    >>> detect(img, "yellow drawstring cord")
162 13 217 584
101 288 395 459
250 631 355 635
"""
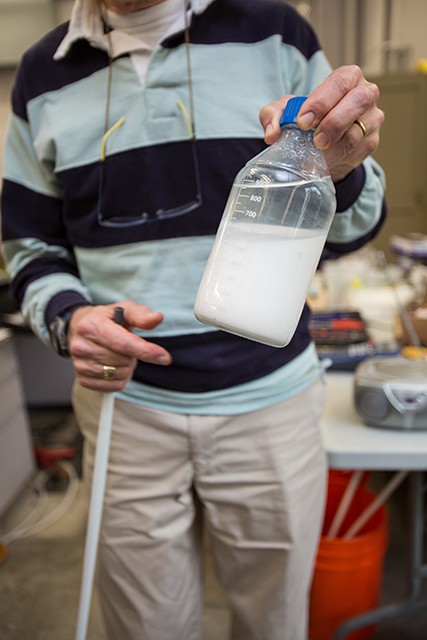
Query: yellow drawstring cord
100 98 193 164
177 99 194 139
100 117 125 162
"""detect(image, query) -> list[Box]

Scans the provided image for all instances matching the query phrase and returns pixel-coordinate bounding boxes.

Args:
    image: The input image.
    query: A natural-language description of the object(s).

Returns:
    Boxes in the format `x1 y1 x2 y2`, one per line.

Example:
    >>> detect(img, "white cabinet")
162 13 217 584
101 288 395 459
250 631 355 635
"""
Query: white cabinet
0 328 35 517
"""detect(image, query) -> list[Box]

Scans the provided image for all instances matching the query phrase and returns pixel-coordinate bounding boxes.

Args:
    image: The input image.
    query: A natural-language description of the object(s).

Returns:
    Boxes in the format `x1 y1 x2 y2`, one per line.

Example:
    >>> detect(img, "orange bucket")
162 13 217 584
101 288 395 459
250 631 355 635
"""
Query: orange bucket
309 474 388 640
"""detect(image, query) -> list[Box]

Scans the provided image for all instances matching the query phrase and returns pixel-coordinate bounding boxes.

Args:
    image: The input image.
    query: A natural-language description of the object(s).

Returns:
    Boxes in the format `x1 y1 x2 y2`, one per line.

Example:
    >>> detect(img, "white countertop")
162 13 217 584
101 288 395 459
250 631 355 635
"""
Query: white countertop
321 371 427 470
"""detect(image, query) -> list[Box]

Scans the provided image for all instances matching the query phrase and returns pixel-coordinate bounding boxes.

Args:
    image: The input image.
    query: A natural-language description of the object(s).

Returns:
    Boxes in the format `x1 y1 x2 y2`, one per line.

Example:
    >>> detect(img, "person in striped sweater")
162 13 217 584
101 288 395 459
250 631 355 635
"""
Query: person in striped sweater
1 0 385 637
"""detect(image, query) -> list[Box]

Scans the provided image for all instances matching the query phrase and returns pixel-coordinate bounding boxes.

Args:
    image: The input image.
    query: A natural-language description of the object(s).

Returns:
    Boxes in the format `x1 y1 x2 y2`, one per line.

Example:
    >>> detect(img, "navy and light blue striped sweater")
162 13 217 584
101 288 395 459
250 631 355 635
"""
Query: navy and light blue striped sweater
1 0 386 413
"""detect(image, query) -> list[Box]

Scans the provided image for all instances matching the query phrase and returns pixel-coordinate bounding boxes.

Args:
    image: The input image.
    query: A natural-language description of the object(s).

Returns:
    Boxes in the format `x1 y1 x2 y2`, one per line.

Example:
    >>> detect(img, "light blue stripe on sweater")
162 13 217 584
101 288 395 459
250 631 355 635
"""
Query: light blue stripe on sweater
74 235 215 337
327 157 386 244
118 341 325 415
3 238 77 280
2 113 62 197
23 37 332 174
22 272 92 345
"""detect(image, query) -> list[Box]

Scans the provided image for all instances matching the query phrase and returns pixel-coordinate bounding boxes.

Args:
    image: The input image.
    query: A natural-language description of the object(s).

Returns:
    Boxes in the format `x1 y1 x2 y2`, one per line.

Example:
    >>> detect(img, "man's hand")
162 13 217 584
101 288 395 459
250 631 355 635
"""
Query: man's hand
68 301 172 392
259 65 384 183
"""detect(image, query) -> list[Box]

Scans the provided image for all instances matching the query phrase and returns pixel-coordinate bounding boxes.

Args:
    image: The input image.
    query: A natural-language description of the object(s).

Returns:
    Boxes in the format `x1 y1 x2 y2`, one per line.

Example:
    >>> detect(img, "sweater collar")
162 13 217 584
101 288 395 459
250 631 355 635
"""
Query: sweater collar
53 0 215 61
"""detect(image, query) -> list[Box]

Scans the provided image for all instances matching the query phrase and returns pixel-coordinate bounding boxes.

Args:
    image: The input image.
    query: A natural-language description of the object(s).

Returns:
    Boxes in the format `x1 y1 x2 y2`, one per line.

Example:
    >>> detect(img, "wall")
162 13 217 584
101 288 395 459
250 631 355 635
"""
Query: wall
0 0 56 66
389 0 427 70
289 0 427 75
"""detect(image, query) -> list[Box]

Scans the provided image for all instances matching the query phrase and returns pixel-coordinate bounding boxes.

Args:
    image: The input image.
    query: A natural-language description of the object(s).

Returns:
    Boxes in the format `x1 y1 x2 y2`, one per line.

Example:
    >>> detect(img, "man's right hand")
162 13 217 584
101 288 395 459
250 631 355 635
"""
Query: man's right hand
67 301 172 392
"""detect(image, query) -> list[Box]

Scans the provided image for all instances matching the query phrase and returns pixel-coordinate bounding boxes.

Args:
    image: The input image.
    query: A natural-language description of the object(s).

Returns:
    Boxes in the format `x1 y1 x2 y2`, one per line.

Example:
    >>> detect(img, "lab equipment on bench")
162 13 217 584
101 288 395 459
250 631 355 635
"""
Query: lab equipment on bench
354 249 427 431
194 96 336 347
354 356 427 430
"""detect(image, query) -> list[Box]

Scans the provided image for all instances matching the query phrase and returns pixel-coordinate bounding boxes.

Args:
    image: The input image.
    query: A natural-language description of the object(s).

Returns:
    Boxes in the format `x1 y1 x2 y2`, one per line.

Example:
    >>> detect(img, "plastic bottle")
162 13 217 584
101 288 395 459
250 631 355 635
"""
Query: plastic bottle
194 96 337 347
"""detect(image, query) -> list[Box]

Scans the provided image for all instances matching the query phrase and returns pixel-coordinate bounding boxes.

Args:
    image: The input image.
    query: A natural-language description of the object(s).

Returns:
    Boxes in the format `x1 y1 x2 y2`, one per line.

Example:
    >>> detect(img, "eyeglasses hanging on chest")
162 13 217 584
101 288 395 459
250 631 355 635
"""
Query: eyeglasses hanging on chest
97 0 202 228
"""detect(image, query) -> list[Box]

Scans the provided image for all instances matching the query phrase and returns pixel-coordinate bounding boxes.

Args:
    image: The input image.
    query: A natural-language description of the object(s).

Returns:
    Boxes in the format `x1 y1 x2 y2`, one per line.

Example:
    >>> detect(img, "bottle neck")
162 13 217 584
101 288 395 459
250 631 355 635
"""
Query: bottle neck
280 122 314 138
271 122 329 180
277 123 316 154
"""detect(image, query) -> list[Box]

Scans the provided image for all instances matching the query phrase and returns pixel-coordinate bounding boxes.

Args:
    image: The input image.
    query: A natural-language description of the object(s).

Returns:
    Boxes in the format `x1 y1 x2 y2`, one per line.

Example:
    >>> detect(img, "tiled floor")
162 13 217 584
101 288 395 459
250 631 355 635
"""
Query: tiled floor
0 463 231 640
0 408 426 640
0 408 233 640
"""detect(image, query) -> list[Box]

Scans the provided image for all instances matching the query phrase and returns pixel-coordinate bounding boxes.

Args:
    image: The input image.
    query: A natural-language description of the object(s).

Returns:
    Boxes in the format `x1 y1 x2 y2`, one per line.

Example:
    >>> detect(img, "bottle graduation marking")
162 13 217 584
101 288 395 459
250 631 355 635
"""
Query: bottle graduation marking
217 179 266 303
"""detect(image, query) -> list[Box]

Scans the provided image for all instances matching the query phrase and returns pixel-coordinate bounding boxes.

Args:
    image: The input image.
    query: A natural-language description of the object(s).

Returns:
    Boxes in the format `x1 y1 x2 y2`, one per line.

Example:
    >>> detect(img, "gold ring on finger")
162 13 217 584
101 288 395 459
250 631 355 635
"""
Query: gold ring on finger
102 365 116 380
354 118 367 138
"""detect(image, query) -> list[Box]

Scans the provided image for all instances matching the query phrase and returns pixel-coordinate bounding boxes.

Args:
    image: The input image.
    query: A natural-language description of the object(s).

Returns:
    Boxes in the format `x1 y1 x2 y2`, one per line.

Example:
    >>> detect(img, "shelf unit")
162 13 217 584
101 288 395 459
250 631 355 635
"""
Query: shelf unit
368 72 427 260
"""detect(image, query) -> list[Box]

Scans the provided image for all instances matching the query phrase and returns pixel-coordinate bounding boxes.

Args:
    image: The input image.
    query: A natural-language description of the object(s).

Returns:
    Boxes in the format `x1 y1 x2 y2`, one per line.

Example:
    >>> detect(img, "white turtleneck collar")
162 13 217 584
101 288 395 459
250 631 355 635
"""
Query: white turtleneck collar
105 0 187 57
54 0 215 61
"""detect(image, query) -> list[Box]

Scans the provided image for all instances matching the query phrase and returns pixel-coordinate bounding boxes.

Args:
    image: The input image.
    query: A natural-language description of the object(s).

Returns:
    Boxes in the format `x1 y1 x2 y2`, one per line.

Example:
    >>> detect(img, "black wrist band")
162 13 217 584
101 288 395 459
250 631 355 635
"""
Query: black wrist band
48 304 87 358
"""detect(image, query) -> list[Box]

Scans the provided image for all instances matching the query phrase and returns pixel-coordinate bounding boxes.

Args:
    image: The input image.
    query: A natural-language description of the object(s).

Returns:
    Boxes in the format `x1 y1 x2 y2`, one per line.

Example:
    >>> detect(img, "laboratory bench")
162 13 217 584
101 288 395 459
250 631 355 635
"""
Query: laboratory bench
321 371 427 639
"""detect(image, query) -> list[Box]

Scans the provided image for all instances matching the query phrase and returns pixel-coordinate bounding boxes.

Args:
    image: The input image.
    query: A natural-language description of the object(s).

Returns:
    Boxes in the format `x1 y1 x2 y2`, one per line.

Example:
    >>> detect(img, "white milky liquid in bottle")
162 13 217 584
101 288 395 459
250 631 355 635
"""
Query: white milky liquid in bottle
194 97 336 347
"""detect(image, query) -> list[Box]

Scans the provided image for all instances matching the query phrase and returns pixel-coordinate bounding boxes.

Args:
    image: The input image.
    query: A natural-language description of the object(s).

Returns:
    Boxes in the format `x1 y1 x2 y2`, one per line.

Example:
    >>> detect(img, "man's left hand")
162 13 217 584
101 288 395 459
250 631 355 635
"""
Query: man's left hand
259 65 385 183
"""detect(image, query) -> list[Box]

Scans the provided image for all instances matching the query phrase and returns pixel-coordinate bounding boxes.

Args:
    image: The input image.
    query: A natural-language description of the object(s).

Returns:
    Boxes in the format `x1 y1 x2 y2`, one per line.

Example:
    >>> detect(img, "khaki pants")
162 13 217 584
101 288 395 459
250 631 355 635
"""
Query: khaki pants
73 377 327 640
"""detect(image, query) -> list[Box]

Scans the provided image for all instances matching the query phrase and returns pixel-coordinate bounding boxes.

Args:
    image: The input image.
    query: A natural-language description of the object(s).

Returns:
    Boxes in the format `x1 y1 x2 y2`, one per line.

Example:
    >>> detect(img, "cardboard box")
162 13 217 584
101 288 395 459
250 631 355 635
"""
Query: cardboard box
396 306 427 346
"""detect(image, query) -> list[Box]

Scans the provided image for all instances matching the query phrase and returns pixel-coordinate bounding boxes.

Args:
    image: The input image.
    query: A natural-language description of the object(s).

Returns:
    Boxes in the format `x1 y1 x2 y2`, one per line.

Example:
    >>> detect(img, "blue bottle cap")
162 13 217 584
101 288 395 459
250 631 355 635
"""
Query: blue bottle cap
279 96 308 126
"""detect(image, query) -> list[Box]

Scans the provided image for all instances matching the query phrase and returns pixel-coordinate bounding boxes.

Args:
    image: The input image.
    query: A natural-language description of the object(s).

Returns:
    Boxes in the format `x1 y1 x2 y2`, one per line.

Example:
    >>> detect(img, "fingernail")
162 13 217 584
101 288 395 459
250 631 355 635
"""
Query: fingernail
156 355 170 365
265 123 273 137
298 111 315 129
314 131 329 149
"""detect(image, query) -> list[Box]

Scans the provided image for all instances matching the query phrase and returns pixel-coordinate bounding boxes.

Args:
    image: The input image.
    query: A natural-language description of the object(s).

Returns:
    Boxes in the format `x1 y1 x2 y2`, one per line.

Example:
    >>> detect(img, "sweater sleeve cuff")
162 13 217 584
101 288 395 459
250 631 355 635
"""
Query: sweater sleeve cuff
334 164 366 213
45 291 92 327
